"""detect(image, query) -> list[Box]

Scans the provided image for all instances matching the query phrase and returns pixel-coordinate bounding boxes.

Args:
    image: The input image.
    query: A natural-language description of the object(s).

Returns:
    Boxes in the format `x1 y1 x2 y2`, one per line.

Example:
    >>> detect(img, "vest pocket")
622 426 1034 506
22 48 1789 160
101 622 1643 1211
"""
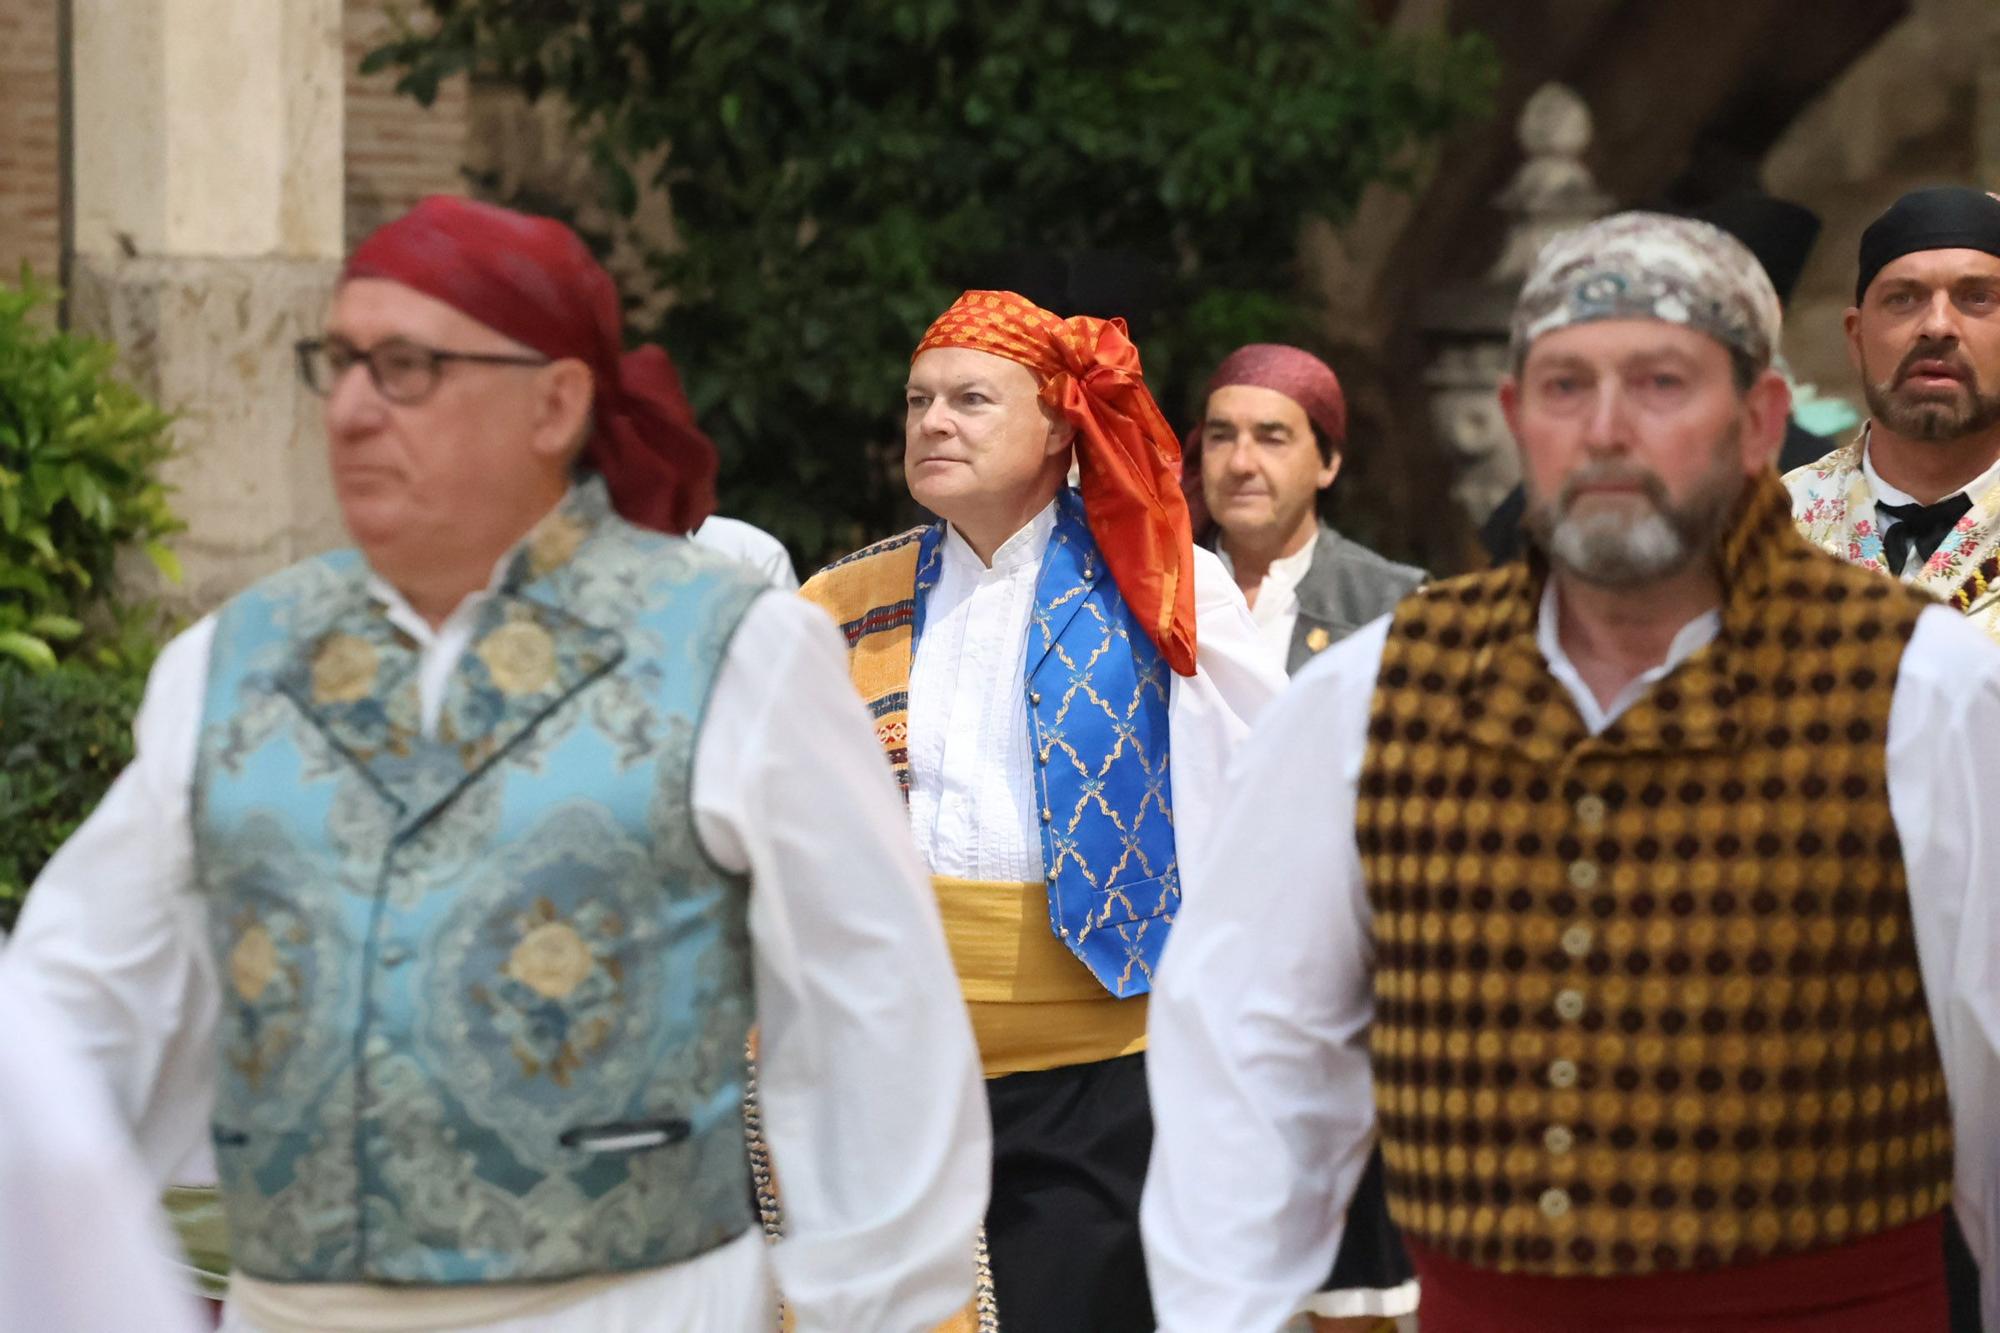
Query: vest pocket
559 1117 692 1154
1085 872 1176 928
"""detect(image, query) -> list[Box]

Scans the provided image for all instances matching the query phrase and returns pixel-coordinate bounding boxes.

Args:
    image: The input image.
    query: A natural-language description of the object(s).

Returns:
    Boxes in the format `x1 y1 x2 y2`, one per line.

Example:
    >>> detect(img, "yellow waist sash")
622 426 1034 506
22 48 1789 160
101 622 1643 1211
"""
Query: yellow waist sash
933 875 1147 1078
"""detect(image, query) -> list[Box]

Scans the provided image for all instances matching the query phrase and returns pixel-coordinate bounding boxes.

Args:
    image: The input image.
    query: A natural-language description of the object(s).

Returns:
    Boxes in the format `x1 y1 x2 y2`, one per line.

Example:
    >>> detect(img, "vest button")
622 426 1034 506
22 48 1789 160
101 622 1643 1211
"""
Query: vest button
1553 988 1586 1021
1575 795 1607 828
1566 860 1600 891
1548 1058 1578 1089
1038 749 1050 765
1030 691 1042 705
1041 808 1053 823
1538 1187 1571 1220
1047 867 1058 882
364 1035 391 1060
1560 925 1593 958
1544 1125 1575 1155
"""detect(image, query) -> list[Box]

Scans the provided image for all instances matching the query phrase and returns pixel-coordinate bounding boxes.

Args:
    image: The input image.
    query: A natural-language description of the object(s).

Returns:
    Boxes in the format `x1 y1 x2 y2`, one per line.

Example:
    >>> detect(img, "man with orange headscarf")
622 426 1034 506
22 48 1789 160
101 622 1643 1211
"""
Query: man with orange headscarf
1 197 990 1332
801 290 1283 1331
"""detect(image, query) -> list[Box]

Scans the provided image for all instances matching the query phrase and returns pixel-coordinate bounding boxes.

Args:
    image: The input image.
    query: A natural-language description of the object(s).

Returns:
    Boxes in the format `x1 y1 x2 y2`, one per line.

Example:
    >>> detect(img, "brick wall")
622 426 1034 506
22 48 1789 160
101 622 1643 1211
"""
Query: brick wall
0 0 63 287
0 0 473 293
344 1 469 249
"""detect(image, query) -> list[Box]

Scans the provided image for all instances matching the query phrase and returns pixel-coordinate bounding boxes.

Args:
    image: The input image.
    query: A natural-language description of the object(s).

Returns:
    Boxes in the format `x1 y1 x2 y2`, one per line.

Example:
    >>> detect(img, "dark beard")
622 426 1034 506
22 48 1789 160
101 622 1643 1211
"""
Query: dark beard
1864 339 2000 441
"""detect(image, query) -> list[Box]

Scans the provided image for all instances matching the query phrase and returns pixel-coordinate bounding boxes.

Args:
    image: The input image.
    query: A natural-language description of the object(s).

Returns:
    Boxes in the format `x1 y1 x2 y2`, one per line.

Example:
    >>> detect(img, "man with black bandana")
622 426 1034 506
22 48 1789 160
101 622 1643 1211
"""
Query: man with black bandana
1788 183 2000 1332
1789 186 2000 643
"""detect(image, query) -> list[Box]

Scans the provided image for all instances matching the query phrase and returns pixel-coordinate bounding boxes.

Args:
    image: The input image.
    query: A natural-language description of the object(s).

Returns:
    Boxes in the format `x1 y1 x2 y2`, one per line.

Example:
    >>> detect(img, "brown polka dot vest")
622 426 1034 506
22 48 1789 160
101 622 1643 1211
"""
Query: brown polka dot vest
1358 474 1953 1277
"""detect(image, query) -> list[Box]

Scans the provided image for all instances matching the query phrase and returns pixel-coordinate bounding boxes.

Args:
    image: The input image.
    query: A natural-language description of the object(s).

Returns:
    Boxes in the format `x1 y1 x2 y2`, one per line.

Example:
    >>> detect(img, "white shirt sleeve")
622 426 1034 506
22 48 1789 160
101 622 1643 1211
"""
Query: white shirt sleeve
1166 545 1291 901
0 617 222 1186
693 592 991 1333
0 969 208 1333
1887 605 2000 1333
1142 614 1389 1333
692 516 801 591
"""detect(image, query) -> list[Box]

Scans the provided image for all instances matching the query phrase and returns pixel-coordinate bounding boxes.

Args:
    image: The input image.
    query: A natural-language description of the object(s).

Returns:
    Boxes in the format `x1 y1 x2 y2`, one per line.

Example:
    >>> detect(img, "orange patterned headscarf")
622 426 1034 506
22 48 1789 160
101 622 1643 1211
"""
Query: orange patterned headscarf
915 290 1197 676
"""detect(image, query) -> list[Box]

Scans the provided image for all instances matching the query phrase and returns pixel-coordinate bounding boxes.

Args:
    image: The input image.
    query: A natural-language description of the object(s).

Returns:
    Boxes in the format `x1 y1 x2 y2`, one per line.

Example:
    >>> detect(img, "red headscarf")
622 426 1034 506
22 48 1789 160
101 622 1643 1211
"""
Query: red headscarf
916 290 1197 677
1180 342 1347 538
344 195 715 534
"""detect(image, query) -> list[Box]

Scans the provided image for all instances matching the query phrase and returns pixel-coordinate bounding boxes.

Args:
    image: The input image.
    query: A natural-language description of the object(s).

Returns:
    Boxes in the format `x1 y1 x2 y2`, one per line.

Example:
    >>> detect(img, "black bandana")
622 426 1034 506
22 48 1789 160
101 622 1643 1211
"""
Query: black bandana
1855 186 2000 304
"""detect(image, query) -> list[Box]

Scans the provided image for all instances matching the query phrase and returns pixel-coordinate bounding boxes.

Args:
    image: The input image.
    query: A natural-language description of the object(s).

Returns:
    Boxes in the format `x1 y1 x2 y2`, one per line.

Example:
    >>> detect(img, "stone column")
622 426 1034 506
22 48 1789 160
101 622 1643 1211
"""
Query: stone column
68 0 347 613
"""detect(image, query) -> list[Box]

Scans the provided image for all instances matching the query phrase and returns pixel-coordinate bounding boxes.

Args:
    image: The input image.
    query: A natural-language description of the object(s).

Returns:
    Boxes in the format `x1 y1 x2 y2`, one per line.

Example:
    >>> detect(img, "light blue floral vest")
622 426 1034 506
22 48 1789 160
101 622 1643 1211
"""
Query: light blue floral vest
915 489 1179 998
191 481 766 1284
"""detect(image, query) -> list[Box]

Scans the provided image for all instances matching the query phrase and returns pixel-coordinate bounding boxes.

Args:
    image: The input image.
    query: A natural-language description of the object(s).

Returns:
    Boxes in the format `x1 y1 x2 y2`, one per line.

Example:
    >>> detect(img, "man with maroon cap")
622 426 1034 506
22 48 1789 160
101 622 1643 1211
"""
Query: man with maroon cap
1190 344 1424 677
1187 344 1422 1330
0 197 989 1332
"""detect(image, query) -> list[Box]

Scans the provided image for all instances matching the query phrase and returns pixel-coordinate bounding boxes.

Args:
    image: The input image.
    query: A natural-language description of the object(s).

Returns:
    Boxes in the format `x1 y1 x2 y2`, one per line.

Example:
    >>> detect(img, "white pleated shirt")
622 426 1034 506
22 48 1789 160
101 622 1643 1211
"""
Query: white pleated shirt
905 500 1287 891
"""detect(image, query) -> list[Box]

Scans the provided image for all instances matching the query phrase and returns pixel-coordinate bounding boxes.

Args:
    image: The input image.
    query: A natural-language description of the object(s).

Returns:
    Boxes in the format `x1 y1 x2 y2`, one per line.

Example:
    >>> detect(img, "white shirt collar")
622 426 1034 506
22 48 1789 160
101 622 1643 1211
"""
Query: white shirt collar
1861 425 2000 508
361 488 576 646
365 543 519 648
1217 531 1319 629
942 498 1059 578
1535 579 1721 735
1220 533 1318 592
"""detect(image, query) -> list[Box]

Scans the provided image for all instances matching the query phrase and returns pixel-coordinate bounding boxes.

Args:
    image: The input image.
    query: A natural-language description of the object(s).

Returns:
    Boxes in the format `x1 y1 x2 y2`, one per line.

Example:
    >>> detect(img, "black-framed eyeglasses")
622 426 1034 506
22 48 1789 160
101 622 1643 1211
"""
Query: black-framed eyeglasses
295 336 550 406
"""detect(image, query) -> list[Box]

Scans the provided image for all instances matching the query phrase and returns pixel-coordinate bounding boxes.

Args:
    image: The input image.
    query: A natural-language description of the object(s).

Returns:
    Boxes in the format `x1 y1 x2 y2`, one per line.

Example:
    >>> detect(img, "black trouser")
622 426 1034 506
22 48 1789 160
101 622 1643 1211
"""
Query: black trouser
1946 1207 1984 1333
1323 1145 1415 1296
985 1052 1154 1333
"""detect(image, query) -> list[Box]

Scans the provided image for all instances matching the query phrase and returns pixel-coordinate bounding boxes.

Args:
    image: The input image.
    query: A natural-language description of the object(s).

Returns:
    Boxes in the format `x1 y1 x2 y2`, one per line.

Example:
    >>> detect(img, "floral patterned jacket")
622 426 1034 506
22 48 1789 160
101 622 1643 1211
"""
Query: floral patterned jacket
1784 429 2000 643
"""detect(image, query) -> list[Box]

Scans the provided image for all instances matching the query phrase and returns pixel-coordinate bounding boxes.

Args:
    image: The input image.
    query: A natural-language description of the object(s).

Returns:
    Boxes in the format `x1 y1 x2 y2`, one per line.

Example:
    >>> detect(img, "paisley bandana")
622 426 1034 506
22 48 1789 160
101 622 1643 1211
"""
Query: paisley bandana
1512 211 1781 371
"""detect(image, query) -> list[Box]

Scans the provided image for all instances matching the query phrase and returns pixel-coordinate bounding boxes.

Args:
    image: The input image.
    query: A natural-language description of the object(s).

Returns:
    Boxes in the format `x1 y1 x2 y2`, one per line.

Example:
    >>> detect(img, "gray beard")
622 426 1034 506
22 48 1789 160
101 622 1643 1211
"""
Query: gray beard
1542 504 1697 587
1524 427 1744 588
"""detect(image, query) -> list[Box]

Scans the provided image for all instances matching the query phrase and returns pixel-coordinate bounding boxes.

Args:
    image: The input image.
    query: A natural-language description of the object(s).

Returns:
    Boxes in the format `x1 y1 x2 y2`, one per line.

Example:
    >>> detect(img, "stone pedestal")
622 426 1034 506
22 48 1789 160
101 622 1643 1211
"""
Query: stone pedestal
68 0 346 614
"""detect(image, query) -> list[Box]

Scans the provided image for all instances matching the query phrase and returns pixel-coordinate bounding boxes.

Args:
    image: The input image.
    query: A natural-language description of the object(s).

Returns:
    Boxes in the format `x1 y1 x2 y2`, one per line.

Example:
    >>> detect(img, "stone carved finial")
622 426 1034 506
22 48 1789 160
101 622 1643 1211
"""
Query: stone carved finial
1490 84 1612 282
1418 82 1614 528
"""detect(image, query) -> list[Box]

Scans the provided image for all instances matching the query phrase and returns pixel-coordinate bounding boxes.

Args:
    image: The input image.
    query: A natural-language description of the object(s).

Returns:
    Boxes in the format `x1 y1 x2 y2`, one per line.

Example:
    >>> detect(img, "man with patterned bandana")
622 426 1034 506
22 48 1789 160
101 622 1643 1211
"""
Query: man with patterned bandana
0 197 990 1333
1143 212 2000 1333
800 290 1282 1332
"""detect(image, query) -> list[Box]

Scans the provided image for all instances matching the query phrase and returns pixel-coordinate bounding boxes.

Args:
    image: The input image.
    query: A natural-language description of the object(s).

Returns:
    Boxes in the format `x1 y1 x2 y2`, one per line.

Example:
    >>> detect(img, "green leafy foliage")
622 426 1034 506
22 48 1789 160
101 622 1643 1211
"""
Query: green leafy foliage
0 655 148 928
0 268 181 668
369 2 1493 563
0 270 179 928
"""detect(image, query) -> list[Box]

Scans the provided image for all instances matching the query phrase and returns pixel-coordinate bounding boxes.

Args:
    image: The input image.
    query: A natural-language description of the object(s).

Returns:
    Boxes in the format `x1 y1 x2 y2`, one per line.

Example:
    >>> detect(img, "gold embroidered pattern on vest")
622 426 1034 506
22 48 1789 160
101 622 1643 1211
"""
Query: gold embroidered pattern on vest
1358 475 1952 1276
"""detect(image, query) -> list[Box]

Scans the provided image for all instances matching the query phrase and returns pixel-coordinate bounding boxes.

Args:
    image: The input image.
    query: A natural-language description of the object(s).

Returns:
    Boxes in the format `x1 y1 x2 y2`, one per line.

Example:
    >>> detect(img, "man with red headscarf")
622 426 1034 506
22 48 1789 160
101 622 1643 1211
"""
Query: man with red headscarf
1 197 990 1332
1188 345 1423 1331
800 290 1283 1332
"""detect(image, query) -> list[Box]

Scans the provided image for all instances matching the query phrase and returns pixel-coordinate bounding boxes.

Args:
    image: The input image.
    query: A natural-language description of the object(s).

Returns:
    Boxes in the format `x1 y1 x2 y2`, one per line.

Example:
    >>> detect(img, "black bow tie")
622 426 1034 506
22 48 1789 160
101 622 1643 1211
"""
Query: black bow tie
1879 492 1974 576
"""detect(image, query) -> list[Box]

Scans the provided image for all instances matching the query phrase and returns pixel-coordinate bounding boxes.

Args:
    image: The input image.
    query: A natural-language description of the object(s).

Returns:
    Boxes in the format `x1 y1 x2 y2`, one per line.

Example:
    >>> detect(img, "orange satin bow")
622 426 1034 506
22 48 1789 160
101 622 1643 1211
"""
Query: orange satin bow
915 291 1198 676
